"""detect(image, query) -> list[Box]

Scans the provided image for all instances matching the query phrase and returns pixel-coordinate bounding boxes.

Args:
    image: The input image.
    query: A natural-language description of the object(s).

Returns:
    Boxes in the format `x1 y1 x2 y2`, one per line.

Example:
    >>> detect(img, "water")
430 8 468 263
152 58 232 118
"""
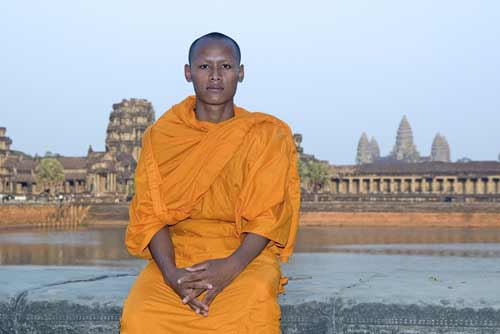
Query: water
1 225 500 266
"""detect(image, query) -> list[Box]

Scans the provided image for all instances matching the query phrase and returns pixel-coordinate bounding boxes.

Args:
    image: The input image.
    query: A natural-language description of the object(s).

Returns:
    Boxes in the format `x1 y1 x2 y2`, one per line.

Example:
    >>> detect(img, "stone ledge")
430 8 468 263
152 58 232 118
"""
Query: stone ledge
2 298 499 334
1 252 500 334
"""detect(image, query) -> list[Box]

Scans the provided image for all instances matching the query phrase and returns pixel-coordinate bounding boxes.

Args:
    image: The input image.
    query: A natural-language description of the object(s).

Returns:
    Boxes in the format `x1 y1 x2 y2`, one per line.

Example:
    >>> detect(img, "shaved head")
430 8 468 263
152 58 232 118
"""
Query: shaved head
188 32 241 65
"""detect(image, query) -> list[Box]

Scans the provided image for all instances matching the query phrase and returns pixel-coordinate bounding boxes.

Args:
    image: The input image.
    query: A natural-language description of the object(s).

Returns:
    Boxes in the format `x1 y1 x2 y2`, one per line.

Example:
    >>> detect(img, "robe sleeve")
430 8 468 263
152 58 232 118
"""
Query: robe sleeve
125 126 171 259
239 123 300 260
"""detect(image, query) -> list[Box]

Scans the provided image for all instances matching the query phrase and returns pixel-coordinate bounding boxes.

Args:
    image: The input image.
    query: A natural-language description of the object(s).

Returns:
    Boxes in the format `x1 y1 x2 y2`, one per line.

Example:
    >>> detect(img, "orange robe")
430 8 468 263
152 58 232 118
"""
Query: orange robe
120 96 300 333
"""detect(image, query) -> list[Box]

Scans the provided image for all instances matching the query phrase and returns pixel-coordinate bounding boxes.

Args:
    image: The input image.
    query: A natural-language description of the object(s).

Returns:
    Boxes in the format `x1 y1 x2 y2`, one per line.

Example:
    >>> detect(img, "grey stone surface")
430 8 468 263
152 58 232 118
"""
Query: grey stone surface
1 253 500 333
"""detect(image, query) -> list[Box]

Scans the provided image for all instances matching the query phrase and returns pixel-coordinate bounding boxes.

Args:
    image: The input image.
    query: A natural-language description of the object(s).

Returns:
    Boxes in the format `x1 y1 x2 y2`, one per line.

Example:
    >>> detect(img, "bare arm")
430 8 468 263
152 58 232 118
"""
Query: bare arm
148 225 177 278
228 232 270 272
179 232 269 308
148 226 211 315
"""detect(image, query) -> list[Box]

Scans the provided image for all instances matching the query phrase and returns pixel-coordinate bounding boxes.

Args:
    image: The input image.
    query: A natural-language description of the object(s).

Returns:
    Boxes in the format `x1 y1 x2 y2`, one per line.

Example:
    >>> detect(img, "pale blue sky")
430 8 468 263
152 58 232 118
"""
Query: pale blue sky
1 0 499 164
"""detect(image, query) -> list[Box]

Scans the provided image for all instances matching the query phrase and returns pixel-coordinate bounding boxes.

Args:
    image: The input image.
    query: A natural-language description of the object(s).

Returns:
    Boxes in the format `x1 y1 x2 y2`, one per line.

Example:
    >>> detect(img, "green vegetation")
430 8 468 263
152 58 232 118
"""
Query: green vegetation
34 158 65 194
298 159 330 192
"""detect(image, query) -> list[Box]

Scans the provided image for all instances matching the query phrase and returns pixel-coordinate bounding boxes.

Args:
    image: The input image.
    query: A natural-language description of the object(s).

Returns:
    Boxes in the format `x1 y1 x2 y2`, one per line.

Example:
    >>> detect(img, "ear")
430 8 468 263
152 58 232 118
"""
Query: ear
184 64 192 82
238 64 245 83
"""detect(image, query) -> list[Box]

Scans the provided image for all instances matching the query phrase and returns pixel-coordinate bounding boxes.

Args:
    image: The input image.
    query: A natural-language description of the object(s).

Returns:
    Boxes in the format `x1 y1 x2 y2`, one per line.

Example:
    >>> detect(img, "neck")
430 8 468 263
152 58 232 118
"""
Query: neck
194 99 235 123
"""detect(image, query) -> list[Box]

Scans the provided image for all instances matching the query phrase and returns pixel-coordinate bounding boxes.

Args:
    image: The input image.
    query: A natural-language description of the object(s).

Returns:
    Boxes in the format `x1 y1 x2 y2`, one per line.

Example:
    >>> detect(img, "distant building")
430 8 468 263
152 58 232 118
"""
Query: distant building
356 115 450 164
326 160 500 201
0 98 155 200
2 104 498 203
430 133 451 162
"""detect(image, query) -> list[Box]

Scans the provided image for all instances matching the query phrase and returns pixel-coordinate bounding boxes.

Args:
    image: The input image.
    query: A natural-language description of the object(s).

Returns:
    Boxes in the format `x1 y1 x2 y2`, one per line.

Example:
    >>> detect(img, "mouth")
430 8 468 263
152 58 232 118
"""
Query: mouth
207 86 223 92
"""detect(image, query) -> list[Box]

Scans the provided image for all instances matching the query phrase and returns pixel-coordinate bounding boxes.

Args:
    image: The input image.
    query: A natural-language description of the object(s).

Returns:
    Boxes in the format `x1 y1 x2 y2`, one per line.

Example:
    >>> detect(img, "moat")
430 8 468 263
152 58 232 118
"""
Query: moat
1 225 500 266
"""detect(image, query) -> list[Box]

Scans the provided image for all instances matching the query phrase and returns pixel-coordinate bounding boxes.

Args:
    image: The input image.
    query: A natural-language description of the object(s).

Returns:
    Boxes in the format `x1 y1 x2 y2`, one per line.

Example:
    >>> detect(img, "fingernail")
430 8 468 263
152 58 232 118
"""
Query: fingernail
208 284 213 289
177 279 181 284
196 309 200 314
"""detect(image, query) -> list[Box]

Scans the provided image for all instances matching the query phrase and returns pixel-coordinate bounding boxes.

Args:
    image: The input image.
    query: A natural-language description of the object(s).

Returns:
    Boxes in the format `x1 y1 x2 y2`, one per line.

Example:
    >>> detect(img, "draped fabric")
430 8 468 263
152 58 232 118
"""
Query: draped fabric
120 96 300 333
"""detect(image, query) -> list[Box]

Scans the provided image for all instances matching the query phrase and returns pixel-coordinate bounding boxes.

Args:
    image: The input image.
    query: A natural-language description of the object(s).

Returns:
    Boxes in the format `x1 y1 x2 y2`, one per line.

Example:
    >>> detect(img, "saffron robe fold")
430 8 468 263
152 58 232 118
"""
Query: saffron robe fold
120 96 300 333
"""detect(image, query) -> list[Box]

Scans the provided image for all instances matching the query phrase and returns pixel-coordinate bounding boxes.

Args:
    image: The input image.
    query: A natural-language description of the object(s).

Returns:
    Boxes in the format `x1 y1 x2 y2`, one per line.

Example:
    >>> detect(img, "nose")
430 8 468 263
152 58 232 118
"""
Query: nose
209 67 221 81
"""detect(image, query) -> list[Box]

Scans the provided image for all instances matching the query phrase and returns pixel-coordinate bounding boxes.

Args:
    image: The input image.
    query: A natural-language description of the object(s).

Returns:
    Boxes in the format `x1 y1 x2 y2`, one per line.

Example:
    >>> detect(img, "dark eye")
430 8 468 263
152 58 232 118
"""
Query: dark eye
199 64 209 69
222 64 232 69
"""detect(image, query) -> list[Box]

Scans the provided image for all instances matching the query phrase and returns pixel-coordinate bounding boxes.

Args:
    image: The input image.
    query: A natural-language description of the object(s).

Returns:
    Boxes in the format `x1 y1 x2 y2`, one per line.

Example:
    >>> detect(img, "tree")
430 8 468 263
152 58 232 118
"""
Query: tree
307 160 330 193
35 158 65 195
298 159 330 193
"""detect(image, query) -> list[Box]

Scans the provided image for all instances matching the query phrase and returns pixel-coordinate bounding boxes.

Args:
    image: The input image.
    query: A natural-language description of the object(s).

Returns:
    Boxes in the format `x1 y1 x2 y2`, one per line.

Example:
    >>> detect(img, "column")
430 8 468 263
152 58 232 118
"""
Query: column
477 178 485 194
405 179 412 193
457 179 464 194
358 179 364 194
463 179 469 194
338 179 344 194
432 178 439 194
394 178 401 193
370 178 377 194
428 178 434 193
353 179 360 194
487 178 495 194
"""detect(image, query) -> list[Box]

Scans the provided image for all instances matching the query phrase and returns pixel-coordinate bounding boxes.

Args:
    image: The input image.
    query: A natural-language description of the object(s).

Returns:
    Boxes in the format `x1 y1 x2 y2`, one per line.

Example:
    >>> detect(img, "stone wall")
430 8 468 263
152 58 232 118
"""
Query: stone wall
300 202 500 227
300 211 500 227
3 202 500 228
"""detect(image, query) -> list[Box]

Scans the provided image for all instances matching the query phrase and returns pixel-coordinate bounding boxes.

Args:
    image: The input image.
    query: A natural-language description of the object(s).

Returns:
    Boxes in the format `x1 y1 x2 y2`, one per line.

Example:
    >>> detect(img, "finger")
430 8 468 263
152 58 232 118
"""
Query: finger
182 287 207 304
189 297 209 313
181 281 213 292
185 262 209 272
187 303 200 314
181 286 211 304
202 289 219 307
177 272 207 284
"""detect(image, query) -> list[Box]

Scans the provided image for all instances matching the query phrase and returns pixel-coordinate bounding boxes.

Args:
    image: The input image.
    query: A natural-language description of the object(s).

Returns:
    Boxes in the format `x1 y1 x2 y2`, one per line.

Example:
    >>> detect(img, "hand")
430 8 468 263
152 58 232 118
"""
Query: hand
163 267 213 316
178 257 244 309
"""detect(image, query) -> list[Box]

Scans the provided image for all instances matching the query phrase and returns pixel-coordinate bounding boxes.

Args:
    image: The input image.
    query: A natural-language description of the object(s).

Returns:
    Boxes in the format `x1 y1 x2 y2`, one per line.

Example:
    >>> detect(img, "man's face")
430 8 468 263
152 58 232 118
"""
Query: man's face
185 39 244 106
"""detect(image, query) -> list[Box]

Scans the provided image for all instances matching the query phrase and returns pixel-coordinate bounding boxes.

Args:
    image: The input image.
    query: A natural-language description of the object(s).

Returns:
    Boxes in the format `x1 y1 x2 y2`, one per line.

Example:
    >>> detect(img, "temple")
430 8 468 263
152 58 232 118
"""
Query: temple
0 99 155 201
326 161 500 200
356 116 451 165
1 106 499 203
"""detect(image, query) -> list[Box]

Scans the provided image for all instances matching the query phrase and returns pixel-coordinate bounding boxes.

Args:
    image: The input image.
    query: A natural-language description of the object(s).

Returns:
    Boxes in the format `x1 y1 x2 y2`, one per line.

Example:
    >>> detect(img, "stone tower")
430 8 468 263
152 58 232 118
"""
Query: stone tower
390 116 420 162
105 98 155 162
0 127 12 164
369 136 380 161
293 133 304 154
430 133 451 162
356 132 372 164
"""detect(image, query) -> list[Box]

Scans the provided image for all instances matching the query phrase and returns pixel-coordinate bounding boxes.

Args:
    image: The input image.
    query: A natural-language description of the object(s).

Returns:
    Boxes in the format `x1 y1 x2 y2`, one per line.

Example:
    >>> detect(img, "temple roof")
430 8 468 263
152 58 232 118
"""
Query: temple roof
57 156 88 169
332 161 500 176
64 172 87 180
13 173 34 183
16 159 37 172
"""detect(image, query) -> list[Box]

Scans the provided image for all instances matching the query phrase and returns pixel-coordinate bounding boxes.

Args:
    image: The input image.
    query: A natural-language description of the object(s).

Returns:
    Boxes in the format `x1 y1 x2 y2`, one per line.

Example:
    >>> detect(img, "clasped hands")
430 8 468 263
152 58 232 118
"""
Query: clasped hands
164 257 243 317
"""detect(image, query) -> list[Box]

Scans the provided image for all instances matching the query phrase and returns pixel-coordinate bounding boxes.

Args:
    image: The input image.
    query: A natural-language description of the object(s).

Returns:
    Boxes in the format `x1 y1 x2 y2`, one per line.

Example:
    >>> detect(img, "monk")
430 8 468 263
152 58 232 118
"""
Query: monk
120 32 300 333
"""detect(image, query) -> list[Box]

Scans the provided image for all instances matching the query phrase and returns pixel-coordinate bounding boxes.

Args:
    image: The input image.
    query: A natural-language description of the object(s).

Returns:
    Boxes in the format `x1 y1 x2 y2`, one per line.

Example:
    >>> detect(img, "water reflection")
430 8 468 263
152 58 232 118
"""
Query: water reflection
1 225 500 266
0 226 132 266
